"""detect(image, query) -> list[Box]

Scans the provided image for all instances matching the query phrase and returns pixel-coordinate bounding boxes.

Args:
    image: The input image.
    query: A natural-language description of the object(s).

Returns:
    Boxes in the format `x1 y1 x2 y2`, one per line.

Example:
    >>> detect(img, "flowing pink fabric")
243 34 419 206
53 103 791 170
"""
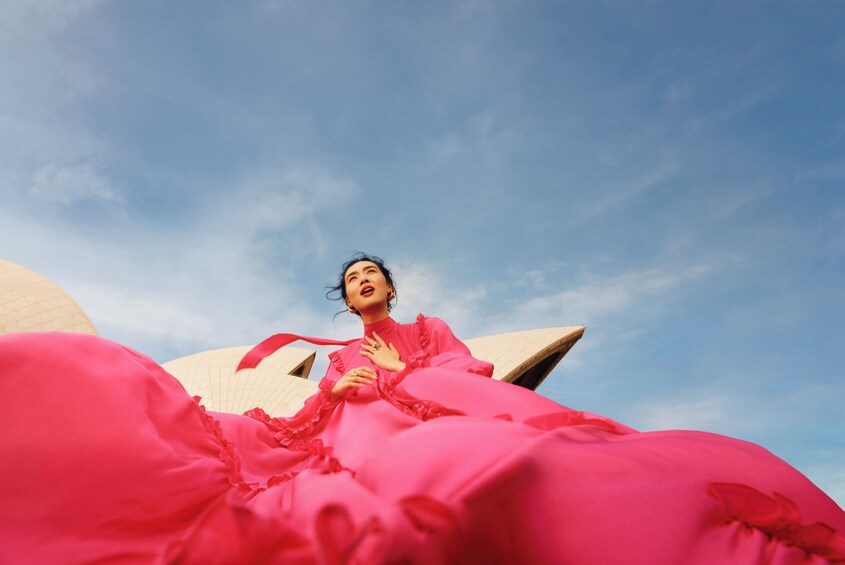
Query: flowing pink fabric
236 334 357 372
1 316 843 564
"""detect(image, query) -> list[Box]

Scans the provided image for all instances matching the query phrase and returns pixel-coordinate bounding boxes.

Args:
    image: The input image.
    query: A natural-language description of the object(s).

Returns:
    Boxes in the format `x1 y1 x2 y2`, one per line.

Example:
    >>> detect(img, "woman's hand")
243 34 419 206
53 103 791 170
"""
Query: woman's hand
330 366 378 401
361 331 406 373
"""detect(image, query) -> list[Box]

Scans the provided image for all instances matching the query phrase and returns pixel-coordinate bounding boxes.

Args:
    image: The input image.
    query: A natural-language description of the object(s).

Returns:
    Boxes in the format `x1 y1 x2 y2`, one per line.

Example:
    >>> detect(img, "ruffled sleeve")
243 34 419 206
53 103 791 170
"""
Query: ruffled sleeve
325 350 346 383
416 314 494 378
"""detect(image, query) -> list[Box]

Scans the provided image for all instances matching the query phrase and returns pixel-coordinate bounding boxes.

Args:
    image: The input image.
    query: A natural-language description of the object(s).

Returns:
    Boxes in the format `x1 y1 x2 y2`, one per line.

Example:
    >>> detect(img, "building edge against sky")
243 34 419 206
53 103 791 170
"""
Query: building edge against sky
0 259 586 419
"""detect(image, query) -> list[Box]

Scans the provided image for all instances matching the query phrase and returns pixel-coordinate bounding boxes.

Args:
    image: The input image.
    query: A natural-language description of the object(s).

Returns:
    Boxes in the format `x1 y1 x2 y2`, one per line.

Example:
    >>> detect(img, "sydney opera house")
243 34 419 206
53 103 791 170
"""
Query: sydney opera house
0 258 584 416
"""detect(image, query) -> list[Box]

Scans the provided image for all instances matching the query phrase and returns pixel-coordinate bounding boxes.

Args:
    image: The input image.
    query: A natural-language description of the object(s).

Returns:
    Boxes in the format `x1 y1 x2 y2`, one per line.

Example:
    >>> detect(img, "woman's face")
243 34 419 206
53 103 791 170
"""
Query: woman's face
344 260 391 314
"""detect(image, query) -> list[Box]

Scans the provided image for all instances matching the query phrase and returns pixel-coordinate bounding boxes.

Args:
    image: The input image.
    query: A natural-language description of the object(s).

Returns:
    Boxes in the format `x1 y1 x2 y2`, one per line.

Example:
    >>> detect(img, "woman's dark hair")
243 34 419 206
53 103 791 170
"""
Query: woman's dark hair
326 253 397 318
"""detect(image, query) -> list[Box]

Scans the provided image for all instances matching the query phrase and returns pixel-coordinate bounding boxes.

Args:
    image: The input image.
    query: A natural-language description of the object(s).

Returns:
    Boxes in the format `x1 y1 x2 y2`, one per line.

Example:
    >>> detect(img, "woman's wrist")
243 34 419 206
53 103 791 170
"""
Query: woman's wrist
388 361 406 372
329 380 346 401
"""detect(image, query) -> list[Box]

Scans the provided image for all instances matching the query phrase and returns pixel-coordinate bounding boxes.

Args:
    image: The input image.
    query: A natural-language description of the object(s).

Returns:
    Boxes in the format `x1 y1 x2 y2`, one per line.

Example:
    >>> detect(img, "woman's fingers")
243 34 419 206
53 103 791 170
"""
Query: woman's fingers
350 366 377 380
372 332 388 349
365 334 381 347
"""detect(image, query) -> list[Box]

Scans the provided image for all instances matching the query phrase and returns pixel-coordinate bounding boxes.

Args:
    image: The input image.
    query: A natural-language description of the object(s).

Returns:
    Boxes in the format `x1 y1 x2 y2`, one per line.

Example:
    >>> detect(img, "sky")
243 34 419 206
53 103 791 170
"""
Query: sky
1 0 843 506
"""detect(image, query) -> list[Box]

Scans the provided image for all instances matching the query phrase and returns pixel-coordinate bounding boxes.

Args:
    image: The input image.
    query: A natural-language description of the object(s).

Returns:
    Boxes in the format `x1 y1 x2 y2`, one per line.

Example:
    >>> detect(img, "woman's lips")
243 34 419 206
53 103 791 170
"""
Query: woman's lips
361 286 375 297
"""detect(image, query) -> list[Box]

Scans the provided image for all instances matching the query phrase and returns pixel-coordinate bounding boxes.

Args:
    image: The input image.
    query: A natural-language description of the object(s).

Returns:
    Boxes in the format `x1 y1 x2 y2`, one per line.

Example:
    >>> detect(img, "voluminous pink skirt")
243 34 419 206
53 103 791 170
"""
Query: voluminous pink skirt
1 332 843 564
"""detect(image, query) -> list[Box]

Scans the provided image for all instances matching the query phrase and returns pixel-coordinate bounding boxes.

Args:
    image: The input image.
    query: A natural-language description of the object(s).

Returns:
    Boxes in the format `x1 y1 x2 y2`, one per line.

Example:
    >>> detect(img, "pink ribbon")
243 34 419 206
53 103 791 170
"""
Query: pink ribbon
236 333 357 372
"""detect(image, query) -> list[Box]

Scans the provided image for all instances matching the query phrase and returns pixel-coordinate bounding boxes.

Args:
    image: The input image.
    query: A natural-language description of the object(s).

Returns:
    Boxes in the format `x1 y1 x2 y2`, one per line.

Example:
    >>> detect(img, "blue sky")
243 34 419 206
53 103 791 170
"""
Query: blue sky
1 1 843 505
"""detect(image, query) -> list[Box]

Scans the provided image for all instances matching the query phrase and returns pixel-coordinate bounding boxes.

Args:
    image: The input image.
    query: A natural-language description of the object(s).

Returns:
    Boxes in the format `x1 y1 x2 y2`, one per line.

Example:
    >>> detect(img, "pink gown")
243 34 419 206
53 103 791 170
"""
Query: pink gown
1 315 843 564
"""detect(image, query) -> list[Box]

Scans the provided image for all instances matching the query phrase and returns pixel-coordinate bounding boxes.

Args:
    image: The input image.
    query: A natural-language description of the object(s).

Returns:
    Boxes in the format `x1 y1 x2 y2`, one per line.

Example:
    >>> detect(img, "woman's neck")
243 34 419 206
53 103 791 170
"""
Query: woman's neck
358 303 390 326
362 313 395 337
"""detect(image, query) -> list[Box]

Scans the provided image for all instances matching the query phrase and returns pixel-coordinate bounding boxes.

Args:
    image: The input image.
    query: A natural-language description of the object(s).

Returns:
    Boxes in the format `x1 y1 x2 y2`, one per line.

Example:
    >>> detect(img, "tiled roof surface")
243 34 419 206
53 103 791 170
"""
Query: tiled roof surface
465 326 586 383
162 346 318 417
0 259 97 336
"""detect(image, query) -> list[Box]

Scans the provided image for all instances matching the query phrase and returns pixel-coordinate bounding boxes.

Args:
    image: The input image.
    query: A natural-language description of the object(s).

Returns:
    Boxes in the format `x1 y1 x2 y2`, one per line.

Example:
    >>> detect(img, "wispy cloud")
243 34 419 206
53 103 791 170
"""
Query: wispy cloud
0 0 106 36
426 113 529 169
1 0 842 508
638 396 728 431
500 263 712 331
222 165 360 260
0 163 363 362
388 258 489 339
0 0 111 214
0 0 106 105
796 158 845 183
684 83 780 134
575 158 680 223
28 161 120 205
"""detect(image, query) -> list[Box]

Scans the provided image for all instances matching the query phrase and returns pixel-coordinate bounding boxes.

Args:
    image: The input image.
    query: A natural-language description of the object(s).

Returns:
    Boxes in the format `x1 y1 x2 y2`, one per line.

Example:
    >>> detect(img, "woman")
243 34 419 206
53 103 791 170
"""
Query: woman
238 254 845 563
1 254 843 564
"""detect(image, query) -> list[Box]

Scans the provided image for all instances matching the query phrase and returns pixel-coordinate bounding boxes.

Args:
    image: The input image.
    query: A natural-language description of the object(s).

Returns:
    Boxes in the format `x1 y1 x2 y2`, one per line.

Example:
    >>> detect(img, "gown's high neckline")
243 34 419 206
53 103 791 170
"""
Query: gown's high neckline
363 316 397 338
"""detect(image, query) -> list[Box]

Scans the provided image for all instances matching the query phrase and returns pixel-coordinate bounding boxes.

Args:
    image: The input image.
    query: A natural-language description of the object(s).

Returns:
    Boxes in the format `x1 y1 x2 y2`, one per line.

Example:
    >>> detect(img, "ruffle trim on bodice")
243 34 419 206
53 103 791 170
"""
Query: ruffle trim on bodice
243 386 352 476
365 317 468 421
246 311 630 458
328 350 346 377
416 313 431 352
195 398 349 498
709 482 845 562
249 378 344 446
373 360 467 421
324 313 461 422
194 397 251 494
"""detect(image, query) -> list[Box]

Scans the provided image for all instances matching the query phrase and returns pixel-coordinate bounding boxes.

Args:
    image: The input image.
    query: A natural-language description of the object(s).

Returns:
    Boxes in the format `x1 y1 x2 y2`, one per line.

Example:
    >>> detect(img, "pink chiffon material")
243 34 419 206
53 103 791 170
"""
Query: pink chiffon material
1 317 843 564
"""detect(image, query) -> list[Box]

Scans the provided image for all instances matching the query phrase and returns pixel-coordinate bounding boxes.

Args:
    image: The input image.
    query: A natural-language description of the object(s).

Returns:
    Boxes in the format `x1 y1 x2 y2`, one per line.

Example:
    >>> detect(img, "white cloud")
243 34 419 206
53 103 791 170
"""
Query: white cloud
345 259 716 378
796 158 845 183
426 113 528 168
501 264 711 331
479 263 714 376
509 268 546 290
231 166 359 240
0 0 111 211
428 132 467 164
0 0 106 105
71 282 217 345
701 182 770 223
388 258 489 340
1 163 364 364
666 82 689 104
0 0 106 36
685 83 779 135
637 397 727 431
28 162 119 205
